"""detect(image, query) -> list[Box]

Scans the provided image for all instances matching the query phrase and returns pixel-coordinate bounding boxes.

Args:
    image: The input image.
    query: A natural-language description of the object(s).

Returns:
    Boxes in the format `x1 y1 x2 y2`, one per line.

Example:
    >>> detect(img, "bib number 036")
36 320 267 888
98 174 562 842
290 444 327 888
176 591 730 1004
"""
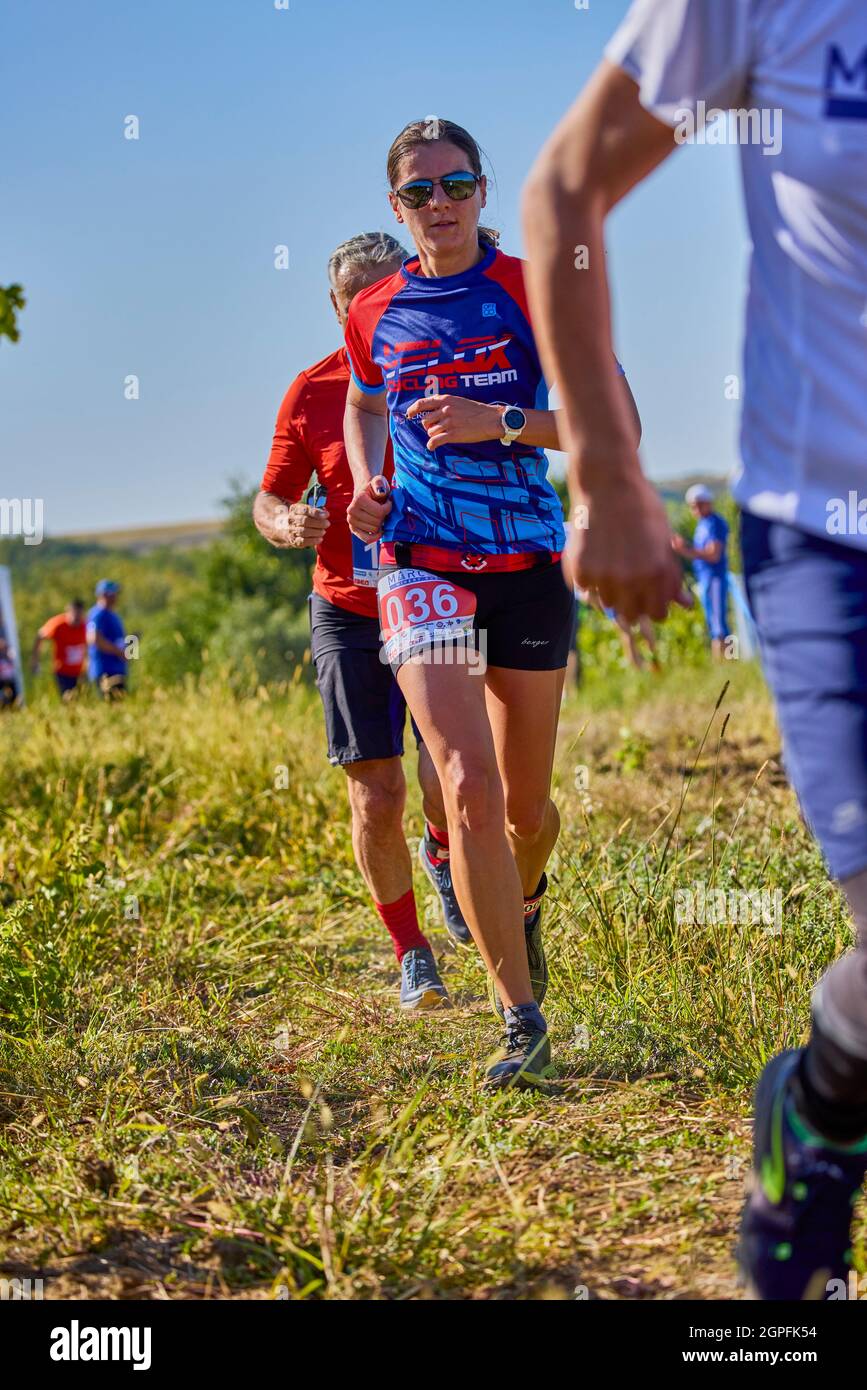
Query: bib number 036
377 568 476 666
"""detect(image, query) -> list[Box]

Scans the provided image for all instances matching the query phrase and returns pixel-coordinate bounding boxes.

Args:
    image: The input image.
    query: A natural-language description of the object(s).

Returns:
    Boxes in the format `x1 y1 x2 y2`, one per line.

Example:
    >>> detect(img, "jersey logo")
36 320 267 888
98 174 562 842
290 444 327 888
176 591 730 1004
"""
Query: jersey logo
460 552 489 572
482 303 498 318
382 334 518 392
825 44 867 120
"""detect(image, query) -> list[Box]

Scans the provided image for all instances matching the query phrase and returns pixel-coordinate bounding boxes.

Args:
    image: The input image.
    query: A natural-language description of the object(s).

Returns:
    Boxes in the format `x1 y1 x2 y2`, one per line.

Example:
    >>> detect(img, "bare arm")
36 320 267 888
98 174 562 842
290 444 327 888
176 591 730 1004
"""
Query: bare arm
406 396 565 451
89 629 126 661
253 489 329 550
523 61 681 621
344 384 392 541
677 538 724 563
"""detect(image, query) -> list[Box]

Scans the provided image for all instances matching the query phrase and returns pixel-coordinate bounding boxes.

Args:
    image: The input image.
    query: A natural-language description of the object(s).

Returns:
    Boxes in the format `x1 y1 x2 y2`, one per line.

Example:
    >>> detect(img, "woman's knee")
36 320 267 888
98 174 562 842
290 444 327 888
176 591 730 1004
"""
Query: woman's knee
442 753 503 833
506 796 557 846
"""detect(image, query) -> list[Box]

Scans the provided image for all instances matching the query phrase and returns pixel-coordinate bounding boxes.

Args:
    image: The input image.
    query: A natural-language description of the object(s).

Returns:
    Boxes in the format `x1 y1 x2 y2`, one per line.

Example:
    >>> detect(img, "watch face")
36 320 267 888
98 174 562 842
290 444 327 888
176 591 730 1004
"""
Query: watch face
503 408 525 431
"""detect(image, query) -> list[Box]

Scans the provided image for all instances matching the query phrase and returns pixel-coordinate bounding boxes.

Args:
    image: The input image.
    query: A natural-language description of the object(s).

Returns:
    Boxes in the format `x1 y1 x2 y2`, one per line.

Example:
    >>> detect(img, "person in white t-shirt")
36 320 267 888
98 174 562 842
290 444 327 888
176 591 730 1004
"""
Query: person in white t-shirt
523 0 867 1301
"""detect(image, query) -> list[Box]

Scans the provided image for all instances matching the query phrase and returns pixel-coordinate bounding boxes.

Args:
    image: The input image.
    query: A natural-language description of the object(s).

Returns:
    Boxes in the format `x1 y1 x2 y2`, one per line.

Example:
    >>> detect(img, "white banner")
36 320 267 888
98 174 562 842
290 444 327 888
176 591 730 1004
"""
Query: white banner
0 565 25 704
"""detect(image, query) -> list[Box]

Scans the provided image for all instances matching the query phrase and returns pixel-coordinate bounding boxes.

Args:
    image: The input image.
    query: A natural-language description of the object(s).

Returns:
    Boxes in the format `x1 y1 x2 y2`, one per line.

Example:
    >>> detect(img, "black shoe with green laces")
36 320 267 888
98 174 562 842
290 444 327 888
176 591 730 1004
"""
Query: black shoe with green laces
489 875 549 1022
484 1003 556 1091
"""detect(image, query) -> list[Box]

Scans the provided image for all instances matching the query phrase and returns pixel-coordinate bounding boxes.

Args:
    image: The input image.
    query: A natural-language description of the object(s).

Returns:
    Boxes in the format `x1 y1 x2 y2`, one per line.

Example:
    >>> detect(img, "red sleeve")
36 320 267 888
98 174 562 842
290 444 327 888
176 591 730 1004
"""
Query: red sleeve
40 614 62 639
260 374 315 499
344 293 386 394
483 251 534 330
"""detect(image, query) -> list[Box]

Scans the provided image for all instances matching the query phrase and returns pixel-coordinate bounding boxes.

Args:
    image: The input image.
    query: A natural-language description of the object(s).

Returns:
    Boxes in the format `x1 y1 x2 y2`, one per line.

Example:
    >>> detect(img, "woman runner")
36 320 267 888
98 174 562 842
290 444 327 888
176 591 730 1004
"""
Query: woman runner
344 118 640 1088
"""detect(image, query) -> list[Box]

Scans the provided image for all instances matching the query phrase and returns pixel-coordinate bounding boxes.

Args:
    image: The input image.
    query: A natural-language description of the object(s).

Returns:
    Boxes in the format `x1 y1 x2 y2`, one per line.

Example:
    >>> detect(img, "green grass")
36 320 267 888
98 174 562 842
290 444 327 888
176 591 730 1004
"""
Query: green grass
0 660 860 1300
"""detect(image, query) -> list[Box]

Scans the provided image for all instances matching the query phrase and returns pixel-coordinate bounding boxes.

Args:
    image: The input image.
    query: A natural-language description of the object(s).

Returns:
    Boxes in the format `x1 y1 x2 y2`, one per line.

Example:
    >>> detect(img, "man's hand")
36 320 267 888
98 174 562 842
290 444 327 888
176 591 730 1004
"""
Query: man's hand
254 491 329 550
407 395 502 451
565 463 690 623
671 533 692 558
347 476 392 542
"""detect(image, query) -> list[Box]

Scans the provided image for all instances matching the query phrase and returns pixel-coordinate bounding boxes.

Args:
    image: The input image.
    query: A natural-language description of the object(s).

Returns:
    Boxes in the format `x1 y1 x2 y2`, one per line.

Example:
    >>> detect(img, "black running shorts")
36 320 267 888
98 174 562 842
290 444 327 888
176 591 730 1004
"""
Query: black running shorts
309 593 411 766
378 559 576 673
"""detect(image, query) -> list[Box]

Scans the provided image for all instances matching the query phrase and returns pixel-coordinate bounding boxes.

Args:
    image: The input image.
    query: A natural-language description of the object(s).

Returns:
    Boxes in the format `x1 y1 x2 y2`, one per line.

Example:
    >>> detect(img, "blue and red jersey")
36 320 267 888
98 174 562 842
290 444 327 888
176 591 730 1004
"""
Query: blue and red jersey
344 242 567 570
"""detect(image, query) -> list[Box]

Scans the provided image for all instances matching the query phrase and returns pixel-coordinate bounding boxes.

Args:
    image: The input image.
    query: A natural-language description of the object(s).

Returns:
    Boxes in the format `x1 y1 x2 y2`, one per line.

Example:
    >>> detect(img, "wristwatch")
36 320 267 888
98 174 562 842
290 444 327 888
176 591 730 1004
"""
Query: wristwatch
500 405 527 447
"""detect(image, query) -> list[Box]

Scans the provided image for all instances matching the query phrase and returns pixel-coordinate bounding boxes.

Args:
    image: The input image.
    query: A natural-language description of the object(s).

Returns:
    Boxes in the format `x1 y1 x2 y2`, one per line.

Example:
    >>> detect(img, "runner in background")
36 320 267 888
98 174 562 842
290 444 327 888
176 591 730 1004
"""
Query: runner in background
254 232 468 1014
345 118 641 1088
87 580 128 699
672 485 731 660
31 599 87 698
524 0 867 1300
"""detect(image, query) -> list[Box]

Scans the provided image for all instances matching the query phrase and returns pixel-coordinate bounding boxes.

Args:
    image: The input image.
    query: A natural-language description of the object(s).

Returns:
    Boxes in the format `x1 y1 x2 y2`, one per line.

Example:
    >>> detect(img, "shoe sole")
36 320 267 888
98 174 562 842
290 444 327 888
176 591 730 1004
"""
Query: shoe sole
417 840 472 948
400 988 452 1013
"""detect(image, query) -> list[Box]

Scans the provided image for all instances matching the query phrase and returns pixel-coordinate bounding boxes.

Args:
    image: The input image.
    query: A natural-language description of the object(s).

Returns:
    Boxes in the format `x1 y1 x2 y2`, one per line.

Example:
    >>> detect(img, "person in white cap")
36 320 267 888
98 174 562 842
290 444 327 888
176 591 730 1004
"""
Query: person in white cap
673 485 730 659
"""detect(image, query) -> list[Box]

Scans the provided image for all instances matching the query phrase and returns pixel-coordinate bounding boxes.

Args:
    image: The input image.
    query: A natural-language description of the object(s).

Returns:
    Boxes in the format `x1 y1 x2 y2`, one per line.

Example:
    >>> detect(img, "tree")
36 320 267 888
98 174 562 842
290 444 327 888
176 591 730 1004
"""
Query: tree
0 285 26 343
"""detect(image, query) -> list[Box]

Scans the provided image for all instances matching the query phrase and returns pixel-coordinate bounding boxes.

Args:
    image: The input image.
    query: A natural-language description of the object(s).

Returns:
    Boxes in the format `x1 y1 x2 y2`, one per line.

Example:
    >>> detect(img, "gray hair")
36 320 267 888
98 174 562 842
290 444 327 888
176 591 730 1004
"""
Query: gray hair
327 231 408 288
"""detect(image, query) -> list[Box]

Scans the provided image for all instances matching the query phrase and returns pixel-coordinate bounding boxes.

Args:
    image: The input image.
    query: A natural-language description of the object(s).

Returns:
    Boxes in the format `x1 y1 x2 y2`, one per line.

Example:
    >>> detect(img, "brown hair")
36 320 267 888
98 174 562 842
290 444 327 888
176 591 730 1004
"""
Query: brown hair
386 118 500 249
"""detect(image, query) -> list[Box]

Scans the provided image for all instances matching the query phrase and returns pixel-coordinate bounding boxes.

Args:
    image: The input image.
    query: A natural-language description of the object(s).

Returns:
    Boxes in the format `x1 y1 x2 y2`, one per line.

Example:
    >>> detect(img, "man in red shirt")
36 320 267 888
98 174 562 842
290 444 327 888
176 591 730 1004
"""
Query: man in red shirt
31 599 87 699
254 232 468 1011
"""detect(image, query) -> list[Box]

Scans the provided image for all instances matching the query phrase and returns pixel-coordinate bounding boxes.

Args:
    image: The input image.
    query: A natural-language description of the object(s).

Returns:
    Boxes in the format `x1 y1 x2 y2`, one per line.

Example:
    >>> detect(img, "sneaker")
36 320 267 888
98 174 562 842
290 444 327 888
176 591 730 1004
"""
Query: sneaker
484 1012 556 1091
399 946 451 1012
738 1048 867 1300
417 834 472 947
489 875 549 1021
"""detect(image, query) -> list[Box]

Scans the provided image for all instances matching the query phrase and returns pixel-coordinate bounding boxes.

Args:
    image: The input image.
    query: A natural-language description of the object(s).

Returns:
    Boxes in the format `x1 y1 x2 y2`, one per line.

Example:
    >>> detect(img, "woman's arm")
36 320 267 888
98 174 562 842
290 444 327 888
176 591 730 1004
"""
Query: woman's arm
407 396 562 451
344 383 393 541
407 384 640 453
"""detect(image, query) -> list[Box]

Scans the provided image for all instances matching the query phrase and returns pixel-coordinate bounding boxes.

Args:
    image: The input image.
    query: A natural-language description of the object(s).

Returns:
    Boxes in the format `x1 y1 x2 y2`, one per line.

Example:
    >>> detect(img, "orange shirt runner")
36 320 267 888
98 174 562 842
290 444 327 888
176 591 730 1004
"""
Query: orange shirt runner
260 347 394 619
39 614 88 677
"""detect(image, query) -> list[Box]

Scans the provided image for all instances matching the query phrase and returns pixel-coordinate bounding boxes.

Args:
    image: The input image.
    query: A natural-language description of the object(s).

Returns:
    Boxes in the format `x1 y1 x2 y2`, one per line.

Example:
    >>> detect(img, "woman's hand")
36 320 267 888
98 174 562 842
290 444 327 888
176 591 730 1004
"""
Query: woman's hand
347 475 392 542
407 394 503 451
565 461 691 623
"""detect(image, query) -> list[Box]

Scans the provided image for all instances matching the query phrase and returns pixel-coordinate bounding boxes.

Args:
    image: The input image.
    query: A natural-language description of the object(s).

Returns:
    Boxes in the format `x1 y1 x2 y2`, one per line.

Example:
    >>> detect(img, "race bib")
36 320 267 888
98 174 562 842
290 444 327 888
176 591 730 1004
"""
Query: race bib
64 645 86 665
351 533 381 587
377 568 476 666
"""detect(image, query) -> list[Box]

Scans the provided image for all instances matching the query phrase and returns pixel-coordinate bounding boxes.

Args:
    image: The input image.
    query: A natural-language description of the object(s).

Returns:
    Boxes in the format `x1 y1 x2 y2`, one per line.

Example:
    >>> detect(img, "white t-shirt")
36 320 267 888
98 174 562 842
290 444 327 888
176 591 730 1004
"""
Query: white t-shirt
606 0 867 548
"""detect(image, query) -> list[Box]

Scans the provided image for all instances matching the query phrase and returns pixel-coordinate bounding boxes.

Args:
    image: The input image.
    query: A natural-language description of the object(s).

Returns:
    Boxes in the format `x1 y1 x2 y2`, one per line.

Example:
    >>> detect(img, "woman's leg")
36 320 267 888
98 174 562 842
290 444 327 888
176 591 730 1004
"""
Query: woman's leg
396 656 533 1009
484 666 566 896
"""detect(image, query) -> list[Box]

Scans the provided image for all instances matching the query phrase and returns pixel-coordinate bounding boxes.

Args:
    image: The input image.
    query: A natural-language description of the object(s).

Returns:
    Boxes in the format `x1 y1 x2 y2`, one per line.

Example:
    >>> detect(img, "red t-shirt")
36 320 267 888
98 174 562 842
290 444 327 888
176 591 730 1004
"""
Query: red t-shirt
40 614 87 676
260 347 394 619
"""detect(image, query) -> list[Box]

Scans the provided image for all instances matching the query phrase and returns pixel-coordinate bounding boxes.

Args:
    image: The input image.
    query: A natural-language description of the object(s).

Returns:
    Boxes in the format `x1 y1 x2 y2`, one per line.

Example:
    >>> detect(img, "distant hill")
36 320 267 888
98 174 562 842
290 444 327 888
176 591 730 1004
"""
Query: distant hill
657 472 731 502
54 519 225 554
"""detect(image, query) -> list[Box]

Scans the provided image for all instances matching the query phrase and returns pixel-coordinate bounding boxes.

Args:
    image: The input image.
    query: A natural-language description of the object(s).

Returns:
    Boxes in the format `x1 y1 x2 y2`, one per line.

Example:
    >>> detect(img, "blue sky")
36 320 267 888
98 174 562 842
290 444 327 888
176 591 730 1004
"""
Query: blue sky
1 0 749 534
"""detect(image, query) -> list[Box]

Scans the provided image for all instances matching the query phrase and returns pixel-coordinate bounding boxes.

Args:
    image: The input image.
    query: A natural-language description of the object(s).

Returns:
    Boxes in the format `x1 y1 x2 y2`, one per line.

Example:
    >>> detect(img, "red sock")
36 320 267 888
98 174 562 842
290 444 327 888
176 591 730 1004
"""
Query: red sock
374 889 429 963
425 822 450 863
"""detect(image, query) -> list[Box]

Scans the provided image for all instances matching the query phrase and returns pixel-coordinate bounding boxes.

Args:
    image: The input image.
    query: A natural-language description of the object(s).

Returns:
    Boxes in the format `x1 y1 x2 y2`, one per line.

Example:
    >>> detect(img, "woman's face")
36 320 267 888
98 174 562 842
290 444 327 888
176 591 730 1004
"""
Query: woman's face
389 140 486 261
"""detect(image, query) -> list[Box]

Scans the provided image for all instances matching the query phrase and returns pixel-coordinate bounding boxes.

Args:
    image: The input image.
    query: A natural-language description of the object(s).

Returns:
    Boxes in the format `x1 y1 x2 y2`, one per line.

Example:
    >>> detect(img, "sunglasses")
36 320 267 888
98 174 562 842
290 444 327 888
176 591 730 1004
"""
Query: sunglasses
394 170 480 210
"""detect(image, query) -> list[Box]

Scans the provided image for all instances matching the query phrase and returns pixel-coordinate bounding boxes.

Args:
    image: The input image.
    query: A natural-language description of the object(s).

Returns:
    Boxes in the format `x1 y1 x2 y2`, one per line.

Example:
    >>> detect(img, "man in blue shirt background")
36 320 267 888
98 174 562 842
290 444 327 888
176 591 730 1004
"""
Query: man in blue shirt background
673 485 730 660
87 579 128 698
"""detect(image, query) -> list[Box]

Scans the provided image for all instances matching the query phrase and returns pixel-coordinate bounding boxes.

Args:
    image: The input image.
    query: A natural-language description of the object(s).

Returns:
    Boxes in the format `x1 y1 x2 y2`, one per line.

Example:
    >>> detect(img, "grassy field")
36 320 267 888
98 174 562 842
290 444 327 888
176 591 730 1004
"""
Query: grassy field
0 658 860 1300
